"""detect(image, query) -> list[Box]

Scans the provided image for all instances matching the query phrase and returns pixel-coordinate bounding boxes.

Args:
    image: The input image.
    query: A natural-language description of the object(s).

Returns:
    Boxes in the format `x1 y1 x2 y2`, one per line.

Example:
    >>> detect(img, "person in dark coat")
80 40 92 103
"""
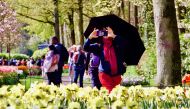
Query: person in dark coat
73 45 86 87
51 36 69 85
84 27 126 92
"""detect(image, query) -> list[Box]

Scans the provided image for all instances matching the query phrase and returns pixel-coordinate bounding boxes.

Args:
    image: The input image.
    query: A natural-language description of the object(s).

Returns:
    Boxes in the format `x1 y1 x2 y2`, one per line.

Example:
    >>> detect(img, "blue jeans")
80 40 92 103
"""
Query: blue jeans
73 66 85 87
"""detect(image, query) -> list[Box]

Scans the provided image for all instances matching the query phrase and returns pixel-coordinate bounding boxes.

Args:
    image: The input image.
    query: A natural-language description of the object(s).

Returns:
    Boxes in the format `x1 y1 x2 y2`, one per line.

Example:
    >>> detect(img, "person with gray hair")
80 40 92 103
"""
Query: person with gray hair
72 45 86 87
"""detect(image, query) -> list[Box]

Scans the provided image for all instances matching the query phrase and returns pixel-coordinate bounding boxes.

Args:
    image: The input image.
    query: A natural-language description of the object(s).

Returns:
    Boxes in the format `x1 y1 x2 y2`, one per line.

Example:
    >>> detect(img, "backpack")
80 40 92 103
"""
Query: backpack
89 53 100 67
73 52 79 64
55 44 69 64
73 52 85 66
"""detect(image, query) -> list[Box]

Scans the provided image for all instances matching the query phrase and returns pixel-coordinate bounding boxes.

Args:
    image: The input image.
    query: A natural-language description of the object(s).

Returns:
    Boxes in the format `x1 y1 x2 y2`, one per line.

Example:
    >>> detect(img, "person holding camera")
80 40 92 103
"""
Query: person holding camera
83 27 126 92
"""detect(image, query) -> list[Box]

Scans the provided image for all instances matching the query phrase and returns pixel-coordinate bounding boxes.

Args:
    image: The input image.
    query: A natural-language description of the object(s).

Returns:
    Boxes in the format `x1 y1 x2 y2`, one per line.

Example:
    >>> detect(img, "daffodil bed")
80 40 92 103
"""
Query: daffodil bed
0 83 190 109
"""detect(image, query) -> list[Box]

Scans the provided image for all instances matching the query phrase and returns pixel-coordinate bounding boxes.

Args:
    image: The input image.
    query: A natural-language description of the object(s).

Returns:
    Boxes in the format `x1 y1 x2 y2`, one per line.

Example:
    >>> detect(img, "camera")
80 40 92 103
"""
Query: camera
96 30 108 37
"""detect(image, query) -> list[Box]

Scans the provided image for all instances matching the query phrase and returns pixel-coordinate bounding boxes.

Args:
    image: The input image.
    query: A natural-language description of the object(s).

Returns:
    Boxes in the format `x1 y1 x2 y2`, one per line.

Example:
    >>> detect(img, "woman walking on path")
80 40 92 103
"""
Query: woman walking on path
68 45 77 83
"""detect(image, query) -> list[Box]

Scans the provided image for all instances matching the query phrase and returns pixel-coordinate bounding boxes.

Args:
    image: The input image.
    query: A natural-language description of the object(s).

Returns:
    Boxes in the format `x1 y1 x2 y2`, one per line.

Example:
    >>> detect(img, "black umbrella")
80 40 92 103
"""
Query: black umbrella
84 14 145 65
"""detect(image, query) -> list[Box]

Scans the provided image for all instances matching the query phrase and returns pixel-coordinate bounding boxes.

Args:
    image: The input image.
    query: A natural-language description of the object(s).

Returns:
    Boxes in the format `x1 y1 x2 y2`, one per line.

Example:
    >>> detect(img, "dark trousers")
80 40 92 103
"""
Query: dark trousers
57 65 63 84
73 66 85 87
47 71 60 85
89 67 102 89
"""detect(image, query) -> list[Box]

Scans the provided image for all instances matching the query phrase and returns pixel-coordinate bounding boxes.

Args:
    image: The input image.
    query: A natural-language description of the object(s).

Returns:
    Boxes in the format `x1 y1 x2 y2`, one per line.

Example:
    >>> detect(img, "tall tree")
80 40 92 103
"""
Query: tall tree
127 1 131 23
134 5 138 28
53 0 60 39
78 0 84 45
67 8 75 45
121 0 125 19
153 0 181 87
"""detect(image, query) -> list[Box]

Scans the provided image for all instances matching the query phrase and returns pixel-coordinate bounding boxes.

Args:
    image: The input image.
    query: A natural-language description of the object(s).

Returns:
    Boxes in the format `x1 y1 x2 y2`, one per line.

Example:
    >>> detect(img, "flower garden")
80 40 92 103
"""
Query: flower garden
1 0 190 108
0 65 190 109
0 83 190 109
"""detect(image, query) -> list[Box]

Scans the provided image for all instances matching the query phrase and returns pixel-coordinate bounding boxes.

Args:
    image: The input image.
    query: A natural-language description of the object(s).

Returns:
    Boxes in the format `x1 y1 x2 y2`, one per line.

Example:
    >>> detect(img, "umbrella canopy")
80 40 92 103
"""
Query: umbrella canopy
84 14 145 65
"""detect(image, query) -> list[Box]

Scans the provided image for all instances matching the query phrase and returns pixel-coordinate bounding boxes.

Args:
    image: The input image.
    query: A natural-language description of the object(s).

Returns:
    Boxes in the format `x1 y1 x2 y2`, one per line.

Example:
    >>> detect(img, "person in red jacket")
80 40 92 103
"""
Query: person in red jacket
84 27 126 92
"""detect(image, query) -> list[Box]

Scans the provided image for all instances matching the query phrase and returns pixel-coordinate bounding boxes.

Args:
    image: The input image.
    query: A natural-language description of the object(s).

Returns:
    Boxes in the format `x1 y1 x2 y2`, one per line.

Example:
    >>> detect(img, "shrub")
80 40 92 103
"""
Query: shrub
11 54 29 60
0 53 29 60
136 36 157 82
28 66 42 75
17 66 29 79
0 53 8 59
180 34 190 75
0 72 19 86
32 48 48 60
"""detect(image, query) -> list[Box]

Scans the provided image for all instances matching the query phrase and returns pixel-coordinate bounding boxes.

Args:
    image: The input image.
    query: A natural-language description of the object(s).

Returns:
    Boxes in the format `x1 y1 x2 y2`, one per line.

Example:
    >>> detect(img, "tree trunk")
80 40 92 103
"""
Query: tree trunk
117 7 121 17
6 44 10 59
78 0 84 45
134 5 138 28
63 22 69 48
127 1 130 23
53 0 60 39
0 44 2 53
60 24 64 45
121 0 125 19
177 3 186 34
153 0 181 87
68 9 75 45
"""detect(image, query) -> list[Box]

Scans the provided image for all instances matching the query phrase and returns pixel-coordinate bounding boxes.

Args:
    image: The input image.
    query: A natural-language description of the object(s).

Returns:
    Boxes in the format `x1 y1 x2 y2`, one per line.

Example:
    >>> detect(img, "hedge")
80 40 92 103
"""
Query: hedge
0 53 29 60
0 72 19 86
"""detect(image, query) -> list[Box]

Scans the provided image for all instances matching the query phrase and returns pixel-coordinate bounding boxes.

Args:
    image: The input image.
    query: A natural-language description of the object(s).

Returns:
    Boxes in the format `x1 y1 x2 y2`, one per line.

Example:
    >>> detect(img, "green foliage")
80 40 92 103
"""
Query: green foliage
0 53 29 60
11 54 29 60
7 0 55 40
19 76 43 90
18 71 28 79
26 35 44 51
0 53 8 59
92 0 121 16
32 48 48 60
137 36 157 81
180 34 190 74
29 67 42 75
0 72 19 86
176 0 190 32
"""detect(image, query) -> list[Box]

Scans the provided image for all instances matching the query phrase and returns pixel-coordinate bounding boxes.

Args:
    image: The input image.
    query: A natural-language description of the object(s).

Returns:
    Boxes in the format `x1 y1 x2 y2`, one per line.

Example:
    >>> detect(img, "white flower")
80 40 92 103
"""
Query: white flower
16 70 23 74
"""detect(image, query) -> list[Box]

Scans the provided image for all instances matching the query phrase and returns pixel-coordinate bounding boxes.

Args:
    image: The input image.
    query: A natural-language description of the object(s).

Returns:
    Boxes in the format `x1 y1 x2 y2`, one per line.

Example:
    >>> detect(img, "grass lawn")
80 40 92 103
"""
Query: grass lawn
19 71 90 90
124 66 156 86
19 76 44 90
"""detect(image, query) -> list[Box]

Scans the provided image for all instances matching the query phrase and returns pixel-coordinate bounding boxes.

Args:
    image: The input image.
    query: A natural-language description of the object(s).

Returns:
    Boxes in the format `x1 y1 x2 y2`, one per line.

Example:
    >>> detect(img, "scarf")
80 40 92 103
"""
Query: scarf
103 37 118 75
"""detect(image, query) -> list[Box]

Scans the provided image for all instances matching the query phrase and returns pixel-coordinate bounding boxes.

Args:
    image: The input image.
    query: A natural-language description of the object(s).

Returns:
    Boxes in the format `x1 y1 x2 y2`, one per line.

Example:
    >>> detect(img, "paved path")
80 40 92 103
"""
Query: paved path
61 76 91 86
